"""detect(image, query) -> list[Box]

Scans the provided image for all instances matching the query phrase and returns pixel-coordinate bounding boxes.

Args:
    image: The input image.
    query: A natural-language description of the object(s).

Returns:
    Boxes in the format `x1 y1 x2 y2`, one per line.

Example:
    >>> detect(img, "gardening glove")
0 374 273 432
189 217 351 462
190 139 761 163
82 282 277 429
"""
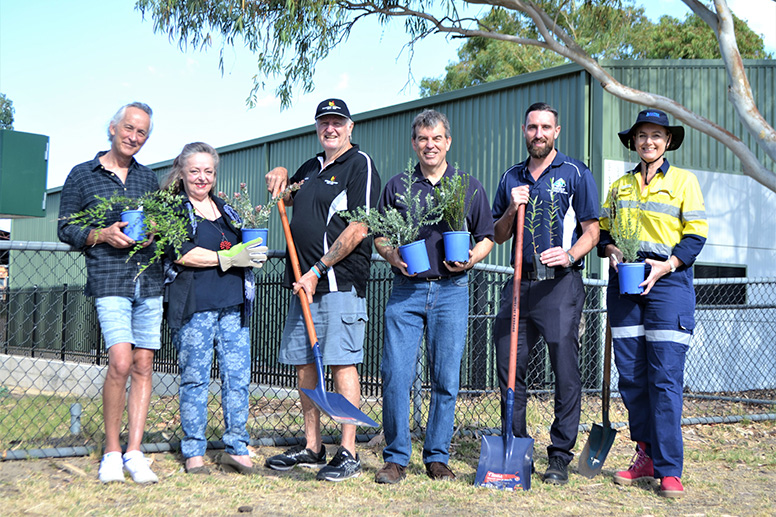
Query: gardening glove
217 237 268 271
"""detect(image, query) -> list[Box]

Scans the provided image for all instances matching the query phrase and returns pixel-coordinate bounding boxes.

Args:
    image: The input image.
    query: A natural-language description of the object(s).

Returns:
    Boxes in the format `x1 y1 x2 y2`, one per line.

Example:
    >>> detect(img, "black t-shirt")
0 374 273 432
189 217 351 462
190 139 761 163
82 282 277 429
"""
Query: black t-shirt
193 216 243 312
285 144 381 297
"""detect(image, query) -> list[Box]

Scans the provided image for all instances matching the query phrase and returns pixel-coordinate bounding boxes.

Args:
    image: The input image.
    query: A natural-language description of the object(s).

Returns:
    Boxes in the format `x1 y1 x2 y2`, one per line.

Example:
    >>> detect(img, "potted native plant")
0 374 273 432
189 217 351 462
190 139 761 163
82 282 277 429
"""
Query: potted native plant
606 185 644 294
63 184 189 278
435 171 477 263
525 180 559 281
218 181 302 248
344 161 448 275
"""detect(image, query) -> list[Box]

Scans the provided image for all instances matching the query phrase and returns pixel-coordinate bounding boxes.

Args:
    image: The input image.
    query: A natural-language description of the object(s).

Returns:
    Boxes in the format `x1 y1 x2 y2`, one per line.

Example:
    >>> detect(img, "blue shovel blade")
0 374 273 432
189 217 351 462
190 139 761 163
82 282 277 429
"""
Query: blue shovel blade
300 386 379 427
474 434 534 491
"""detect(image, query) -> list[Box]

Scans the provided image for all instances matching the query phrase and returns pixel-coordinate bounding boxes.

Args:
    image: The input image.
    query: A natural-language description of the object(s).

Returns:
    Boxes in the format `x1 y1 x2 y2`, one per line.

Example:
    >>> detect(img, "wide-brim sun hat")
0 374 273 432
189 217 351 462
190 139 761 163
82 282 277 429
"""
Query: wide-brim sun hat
618 109 685 151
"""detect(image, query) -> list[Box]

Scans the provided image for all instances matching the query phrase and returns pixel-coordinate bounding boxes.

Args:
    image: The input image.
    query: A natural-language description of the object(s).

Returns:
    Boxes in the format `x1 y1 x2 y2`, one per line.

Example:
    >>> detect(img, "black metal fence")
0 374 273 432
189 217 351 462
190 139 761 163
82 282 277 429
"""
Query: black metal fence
1 241 775 459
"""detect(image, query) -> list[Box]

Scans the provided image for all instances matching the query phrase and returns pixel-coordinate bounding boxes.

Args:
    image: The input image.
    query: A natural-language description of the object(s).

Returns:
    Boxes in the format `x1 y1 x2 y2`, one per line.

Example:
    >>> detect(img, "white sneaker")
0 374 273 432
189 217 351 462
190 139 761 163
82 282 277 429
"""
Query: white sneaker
123 450 159 484
98 451 125 483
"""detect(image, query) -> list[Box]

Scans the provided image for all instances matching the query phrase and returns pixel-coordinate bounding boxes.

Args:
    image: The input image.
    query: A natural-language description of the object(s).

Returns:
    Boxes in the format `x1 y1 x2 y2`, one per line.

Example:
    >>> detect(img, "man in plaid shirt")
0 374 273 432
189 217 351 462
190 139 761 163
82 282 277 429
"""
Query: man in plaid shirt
58 102 163 484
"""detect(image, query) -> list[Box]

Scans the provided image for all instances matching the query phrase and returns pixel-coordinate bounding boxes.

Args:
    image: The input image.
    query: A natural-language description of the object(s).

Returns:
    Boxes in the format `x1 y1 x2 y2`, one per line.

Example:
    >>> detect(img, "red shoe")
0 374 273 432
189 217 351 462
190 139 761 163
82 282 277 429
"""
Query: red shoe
613 442 654 486
659 476 684 498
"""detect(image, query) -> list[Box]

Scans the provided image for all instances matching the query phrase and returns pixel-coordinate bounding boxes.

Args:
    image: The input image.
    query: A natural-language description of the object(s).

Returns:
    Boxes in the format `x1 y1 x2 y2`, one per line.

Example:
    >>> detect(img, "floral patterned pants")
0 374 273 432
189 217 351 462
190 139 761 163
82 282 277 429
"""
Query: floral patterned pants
173 306 250 458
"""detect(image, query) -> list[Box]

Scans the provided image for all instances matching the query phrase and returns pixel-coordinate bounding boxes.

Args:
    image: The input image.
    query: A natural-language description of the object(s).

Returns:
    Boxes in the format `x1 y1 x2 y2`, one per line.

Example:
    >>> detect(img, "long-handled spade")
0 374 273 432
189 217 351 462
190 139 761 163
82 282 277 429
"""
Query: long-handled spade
578 317 617 478
277 198 378 428
474 204 534 491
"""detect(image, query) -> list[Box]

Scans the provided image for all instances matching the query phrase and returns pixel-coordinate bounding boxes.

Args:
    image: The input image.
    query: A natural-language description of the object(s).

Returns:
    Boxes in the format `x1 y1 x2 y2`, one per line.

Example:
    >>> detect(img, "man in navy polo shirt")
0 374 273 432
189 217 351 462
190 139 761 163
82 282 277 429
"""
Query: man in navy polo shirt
264 98 380 482
492 102 600 485
374 109 494 484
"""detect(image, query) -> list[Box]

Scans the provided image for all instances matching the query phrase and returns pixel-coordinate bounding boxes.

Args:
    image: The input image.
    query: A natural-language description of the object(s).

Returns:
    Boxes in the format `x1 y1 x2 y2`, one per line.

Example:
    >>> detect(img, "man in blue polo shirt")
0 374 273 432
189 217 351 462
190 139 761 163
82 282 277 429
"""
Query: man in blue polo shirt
492 102 600 485
374 109 494 484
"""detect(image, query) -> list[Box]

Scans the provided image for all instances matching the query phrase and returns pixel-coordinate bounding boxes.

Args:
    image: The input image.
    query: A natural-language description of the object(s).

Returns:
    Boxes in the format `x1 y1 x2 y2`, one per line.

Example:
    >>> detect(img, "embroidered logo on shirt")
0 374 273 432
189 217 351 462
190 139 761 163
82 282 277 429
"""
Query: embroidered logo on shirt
324 175 338 186
549 178 568 195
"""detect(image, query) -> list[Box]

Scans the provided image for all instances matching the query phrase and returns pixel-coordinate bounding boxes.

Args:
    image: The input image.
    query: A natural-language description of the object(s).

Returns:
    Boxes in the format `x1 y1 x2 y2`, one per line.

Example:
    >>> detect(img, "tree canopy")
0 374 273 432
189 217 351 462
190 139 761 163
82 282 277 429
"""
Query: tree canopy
134 0 776 192
0 93 14 130
420 7 771 96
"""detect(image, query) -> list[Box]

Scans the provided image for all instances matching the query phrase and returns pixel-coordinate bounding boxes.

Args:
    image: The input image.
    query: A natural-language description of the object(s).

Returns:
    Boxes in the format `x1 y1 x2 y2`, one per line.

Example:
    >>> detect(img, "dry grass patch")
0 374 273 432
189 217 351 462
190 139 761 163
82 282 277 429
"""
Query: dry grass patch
2 420 775 516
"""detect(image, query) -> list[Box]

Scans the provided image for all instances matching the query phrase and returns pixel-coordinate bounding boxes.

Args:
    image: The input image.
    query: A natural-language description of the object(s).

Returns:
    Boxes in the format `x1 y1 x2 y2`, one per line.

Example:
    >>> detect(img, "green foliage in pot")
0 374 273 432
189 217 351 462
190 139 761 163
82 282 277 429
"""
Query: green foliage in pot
217 181 302 228
343 160 449 249
525 177 560 255
434 170 476 232
608 186 643 263
62 184 190 277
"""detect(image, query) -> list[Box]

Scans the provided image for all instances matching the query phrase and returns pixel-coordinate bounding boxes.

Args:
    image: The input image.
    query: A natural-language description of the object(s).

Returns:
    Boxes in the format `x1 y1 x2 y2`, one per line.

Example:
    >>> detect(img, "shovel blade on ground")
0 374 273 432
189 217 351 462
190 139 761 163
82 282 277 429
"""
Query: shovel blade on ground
300 387 379 427
578 422 618 478
474 434 534 491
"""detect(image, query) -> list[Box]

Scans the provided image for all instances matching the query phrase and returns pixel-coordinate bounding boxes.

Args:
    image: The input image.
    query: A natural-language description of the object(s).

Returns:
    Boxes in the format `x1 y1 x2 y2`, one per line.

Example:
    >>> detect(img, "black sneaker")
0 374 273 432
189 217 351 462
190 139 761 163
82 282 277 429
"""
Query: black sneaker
543 456 569 485
316 447 361 482
265 444 326 471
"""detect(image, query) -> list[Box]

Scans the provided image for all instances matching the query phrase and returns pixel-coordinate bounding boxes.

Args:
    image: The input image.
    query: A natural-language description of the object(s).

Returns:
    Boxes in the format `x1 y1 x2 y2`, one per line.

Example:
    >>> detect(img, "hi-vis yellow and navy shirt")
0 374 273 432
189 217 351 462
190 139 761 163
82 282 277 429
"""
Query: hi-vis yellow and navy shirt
598 159 708 266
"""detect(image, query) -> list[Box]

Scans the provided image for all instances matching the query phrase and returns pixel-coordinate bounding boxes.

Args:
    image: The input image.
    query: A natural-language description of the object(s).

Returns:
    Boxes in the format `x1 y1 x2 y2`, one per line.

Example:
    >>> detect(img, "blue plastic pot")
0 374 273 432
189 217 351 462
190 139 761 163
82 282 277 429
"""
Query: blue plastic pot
120 210 146 242
399 240 431 275
241 228 268 247
618 262 646 294
442 231 471 263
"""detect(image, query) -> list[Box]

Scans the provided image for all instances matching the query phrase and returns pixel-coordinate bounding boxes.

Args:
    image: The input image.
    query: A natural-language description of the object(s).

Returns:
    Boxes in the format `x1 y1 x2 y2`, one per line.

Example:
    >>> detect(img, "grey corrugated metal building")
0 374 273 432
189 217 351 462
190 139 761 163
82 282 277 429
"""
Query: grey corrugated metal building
12 59 776 280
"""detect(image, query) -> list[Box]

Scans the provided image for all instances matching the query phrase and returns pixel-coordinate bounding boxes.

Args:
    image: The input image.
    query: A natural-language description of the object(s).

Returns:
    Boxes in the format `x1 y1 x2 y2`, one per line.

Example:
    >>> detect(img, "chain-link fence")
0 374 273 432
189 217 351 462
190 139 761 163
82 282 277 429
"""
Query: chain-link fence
1 240 775 459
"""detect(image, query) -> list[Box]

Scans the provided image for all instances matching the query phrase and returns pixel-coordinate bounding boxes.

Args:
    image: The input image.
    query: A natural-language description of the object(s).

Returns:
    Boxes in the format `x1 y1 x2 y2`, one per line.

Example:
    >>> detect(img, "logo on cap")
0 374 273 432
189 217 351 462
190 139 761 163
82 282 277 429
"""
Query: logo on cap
645 111 661 118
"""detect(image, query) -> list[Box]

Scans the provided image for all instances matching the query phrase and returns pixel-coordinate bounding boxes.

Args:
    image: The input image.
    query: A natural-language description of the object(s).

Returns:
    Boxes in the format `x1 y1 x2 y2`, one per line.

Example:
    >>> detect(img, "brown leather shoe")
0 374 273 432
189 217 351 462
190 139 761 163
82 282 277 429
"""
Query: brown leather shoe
375 462 406 484
425 462 456 480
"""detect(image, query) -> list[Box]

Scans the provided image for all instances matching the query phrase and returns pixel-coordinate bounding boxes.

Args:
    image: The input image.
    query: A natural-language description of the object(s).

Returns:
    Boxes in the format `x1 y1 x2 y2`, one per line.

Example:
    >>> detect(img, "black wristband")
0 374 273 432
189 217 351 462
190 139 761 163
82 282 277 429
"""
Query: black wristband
315 260 330 275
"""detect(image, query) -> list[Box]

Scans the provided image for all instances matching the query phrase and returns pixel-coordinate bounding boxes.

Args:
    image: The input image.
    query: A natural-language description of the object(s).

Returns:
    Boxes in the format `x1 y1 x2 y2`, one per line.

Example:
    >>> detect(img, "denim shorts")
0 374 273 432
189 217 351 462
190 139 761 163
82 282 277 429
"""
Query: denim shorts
279 287 367 366
94 283 163 350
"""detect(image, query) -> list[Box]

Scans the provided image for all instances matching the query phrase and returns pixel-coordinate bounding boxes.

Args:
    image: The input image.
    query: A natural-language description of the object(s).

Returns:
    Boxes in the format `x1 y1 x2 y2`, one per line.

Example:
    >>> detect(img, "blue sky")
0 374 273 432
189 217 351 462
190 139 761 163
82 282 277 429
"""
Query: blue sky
1 0 774 231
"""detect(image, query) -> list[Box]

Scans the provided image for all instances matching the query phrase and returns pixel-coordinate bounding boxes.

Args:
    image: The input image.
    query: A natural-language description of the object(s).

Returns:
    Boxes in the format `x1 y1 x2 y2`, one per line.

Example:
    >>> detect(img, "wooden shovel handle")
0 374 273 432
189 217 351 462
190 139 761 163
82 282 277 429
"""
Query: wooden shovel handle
602 316 613 426
277 198 319 349
507 204 526 391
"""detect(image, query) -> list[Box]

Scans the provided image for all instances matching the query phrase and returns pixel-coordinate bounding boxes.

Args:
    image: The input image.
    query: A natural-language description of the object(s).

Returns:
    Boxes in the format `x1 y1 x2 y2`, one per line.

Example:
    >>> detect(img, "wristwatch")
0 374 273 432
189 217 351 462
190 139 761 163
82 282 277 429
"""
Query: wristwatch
566 251 576 266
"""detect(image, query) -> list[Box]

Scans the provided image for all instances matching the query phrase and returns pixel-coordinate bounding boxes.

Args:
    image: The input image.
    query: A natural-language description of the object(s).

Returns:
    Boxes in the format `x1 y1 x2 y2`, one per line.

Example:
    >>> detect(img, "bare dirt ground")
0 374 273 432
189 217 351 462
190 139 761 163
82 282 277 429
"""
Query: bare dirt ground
1 420 775 516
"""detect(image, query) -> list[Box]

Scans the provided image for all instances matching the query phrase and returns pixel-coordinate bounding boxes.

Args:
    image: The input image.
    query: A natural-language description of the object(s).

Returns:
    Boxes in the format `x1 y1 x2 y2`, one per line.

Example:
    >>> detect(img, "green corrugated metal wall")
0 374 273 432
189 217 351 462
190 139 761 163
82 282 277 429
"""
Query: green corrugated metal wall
12 59 776 280
596 60 776 174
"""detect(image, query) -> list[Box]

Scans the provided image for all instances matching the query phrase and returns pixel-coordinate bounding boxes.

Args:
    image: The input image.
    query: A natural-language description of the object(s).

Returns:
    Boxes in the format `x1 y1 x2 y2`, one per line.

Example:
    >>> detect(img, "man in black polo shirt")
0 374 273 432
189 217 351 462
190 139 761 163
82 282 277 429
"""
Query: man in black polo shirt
264 98 380 481
374 109 494 484
58 102 162 484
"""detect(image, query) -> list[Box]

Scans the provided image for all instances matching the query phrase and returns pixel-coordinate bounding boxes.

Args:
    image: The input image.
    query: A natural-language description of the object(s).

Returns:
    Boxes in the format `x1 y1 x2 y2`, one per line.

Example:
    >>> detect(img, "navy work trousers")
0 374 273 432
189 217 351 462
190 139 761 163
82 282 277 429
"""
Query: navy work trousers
494 269 585 465
607 265 694 479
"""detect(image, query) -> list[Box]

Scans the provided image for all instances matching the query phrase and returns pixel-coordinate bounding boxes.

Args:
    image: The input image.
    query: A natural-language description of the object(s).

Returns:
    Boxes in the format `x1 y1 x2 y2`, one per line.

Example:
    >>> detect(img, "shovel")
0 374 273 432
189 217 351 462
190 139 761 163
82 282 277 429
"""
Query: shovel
474 204 534 491
277 198 378 427
578 317 617 477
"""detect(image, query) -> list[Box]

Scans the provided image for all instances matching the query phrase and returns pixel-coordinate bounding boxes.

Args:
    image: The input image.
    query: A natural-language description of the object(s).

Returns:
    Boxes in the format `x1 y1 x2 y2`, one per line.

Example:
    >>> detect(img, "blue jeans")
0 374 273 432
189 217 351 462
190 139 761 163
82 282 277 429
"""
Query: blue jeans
173 306 250 458
381 274 469 467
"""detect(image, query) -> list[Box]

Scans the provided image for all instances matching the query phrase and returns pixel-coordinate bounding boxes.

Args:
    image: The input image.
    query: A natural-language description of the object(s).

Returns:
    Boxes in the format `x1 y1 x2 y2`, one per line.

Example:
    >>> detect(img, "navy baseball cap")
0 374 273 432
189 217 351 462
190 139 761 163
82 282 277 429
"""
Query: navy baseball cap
315 98 351 120
618 109 685 151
